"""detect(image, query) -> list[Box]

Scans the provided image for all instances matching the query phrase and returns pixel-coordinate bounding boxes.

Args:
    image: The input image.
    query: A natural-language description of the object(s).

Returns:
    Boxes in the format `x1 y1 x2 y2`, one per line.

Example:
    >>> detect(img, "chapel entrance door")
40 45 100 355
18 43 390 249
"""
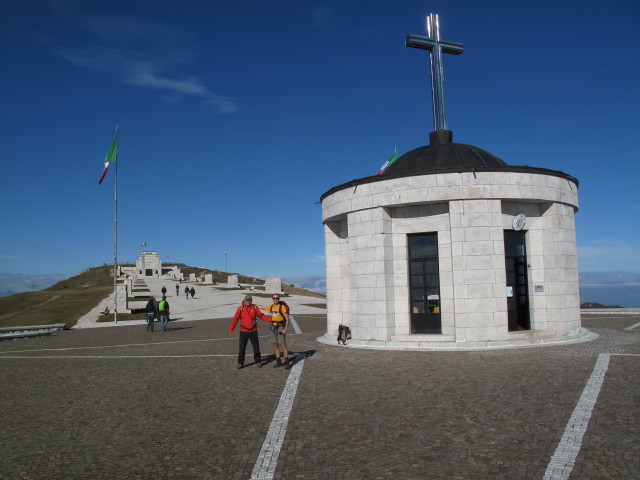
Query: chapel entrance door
409 233 441 334
504 230 530 331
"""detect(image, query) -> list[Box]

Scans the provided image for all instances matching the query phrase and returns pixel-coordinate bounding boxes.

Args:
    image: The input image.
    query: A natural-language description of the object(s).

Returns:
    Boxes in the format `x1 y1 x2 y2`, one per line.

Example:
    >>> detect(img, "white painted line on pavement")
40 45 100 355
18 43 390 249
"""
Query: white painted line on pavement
624 322 640 331
250 354 305 480
543 353 611 480
289 315 302 334
0 335 269 355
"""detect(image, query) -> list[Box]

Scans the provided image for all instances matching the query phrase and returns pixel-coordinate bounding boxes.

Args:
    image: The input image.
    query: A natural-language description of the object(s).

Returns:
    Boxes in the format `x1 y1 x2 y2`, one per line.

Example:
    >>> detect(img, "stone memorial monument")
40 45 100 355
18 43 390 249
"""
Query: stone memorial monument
319 14 593 349
136 251 161 277
265 276 282 294
227 274 239 287
116 284 128 312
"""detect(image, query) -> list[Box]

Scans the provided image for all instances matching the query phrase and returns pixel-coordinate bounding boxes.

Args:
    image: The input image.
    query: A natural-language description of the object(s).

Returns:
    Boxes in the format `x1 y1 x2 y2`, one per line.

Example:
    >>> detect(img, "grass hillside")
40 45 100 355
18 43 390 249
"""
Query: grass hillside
0 266 114 329
0 266 324 328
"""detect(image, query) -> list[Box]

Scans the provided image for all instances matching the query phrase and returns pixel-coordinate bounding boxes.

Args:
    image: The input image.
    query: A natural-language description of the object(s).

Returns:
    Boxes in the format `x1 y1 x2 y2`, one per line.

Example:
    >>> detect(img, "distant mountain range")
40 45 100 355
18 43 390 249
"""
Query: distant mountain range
580 302 623 309
0 273 69 298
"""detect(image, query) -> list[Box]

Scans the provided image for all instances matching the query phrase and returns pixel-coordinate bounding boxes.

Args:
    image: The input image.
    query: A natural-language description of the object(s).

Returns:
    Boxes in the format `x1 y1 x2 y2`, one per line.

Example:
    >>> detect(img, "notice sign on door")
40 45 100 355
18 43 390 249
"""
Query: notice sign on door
506 286 514 297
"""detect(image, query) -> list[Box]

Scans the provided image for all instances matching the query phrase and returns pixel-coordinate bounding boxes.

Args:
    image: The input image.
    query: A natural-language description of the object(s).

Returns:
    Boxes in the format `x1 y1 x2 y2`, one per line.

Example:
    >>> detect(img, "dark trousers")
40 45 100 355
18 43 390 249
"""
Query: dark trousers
238 330 261 365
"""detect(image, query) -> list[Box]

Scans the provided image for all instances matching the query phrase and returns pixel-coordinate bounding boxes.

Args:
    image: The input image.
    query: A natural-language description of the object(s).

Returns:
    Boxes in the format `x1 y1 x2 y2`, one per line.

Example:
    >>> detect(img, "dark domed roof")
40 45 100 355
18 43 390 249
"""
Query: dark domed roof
383 130 507 175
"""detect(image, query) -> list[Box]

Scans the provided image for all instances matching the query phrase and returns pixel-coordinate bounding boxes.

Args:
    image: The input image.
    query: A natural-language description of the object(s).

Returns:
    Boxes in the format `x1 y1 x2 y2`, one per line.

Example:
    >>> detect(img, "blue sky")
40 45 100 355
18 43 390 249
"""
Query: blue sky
1 1 639 304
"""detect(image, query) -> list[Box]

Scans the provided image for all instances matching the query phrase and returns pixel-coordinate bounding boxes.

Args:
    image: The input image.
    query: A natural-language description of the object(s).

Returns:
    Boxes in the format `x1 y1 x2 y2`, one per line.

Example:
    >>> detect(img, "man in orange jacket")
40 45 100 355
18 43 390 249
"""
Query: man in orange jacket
228 295 271 369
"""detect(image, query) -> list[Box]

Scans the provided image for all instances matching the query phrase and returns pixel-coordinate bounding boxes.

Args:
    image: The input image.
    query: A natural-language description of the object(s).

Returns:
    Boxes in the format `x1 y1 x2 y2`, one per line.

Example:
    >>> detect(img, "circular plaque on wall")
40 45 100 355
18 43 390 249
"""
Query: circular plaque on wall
512 213 526 231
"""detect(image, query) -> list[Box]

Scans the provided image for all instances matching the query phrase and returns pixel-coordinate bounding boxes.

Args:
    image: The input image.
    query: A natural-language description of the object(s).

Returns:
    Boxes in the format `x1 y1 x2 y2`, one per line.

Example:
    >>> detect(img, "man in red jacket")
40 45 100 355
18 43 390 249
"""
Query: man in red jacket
228 295 271 369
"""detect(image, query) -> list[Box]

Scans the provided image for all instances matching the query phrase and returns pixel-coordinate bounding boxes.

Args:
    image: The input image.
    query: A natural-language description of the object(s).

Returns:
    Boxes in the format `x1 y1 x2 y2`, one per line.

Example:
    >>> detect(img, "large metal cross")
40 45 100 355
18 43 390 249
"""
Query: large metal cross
406 13 463 132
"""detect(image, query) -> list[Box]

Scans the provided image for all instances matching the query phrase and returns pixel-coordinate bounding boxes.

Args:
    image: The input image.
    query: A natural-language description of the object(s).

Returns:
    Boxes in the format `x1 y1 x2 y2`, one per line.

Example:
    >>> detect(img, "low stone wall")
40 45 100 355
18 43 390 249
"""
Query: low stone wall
581 308 640 315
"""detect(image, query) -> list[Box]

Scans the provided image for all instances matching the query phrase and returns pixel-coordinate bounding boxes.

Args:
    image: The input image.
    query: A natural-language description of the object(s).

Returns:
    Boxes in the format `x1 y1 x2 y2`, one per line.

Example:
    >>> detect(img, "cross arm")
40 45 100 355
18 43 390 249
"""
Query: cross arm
405 35 464 55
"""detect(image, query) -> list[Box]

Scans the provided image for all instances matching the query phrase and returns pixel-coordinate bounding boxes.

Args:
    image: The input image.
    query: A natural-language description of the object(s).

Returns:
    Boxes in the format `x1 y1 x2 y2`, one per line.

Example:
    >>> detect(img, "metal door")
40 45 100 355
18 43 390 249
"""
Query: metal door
409 233 441 334
504 230 530 331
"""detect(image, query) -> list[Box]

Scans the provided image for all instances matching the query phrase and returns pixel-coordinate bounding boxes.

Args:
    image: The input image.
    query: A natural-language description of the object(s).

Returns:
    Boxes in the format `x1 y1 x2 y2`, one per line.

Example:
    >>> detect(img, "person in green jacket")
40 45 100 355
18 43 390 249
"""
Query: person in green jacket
158 298 170 332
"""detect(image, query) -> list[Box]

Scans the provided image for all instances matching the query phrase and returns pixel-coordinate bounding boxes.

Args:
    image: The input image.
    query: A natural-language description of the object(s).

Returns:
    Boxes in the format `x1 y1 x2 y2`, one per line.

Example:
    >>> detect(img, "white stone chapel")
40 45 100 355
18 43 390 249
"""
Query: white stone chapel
318 14 594 349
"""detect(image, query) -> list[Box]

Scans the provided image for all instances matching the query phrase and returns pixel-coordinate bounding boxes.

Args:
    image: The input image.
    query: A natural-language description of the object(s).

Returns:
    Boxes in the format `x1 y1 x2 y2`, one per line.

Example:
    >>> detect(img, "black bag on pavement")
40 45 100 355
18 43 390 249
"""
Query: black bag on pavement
337 324 351 345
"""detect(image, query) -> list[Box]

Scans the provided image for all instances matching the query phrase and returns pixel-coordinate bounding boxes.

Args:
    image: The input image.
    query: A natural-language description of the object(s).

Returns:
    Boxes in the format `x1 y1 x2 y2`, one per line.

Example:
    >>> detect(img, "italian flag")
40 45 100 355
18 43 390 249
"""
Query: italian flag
98 135 118 184
376 152 398 175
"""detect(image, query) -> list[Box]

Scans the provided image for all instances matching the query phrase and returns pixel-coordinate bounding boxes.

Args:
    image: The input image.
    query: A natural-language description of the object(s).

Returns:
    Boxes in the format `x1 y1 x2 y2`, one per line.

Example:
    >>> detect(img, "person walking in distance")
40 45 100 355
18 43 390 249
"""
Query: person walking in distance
161 285 167 298
175 284 179 297
263 295 292 369
190 286 195 299
184 285 190 299
228 295 271 369
158 298 170 332
145 297 157 332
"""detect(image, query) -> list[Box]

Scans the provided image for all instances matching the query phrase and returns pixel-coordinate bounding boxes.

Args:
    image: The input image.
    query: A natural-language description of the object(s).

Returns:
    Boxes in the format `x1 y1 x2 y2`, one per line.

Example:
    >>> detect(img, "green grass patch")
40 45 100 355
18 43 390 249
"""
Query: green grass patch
174 264 263 285
301 303 327 309
0 266 114 328
282 285 325 299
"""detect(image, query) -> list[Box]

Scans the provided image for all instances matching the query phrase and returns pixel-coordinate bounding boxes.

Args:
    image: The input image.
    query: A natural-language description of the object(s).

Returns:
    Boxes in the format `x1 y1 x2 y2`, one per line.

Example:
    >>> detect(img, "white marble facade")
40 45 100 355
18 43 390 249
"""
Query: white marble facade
319 168 592 349
136 251 162 277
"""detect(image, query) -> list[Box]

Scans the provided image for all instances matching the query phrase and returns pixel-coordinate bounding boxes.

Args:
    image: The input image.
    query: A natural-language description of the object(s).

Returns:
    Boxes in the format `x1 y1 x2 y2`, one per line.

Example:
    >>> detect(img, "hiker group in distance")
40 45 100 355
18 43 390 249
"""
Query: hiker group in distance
144 285 293 370
145 284 196 331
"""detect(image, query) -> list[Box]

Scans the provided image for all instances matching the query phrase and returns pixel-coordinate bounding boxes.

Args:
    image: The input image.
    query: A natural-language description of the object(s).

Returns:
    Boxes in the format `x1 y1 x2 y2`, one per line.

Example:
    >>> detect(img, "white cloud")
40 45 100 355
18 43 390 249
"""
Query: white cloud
46 14 237 114
0 273 69 297
577 241 640 271
579 270 640 286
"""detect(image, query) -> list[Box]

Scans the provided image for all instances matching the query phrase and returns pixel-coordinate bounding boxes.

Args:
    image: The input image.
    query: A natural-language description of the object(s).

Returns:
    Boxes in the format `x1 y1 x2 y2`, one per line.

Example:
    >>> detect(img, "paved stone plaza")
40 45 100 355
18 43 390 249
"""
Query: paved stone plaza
1 308 638 479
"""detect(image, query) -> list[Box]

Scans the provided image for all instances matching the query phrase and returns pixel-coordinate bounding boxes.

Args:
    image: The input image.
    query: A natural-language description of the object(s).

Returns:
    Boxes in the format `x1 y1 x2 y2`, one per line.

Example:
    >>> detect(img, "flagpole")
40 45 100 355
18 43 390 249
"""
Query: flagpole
113 125 119 323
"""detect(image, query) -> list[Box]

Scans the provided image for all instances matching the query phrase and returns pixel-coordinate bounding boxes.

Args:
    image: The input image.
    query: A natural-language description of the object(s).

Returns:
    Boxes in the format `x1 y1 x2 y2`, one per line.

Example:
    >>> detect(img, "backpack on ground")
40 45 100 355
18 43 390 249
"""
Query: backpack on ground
338 324 351 345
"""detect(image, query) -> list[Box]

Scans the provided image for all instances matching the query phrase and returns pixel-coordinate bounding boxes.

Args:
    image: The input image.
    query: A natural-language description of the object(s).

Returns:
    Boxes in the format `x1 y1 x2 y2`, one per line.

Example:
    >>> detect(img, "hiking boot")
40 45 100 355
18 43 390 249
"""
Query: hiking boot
273 359 283 368
284 358 292 370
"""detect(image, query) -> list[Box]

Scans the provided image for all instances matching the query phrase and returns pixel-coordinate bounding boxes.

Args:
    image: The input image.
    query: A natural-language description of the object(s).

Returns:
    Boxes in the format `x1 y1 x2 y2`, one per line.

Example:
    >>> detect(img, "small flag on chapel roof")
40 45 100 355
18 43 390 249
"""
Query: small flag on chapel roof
376 151 398 175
